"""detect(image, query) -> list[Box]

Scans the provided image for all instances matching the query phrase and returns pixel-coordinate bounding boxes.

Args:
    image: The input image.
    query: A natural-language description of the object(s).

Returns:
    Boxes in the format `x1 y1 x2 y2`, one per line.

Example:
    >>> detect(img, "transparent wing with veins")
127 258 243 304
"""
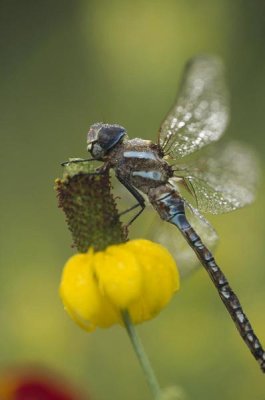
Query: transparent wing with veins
150 141 259 274
172 141 259 214
158 56 229 158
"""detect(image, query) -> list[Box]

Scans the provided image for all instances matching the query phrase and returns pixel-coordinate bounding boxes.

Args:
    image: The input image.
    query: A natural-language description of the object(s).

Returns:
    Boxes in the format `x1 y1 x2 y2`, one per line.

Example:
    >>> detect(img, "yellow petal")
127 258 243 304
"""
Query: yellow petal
93 246 143 309
123 239 179 323
60 250 120 331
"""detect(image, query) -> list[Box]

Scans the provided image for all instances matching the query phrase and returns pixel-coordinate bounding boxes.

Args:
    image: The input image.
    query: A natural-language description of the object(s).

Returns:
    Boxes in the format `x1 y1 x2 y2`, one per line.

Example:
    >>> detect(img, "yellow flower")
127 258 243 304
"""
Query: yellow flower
60 239 180 332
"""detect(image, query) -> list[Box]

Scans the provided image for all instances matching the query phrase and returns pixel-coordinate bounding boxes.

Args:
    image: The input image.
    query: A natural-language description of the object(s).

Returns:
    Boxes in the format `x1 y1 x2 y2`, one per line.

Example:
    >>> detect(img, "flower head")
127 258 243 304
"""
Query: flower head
60 239 179 331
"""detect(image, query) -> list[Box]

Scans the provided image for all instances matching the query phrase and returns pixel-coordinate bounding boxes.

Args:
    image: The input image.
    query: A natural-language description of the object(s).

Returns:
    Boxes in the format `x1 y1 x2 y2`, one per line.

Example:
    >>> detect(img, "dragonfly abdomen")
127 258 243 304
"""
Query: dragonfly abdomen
184 227 265 371
148 185 265 372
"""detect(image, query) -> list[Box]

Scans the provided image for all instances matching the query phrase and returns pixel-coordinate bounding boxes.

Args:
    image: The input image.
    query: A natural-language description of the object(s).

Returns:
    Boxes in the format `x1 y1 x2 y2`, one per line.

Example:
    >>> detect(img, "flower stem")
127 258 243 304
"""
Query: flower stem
122 310 162 400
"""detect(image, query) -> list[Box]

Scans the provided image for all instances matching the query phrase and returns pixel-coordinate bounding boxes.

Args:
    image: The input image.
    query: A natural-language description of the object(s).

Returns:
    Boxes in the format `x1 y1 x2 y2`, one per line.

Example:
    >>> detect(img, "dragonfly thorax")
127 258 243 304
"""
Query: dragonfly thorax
111 138 173 195
87 123 127 160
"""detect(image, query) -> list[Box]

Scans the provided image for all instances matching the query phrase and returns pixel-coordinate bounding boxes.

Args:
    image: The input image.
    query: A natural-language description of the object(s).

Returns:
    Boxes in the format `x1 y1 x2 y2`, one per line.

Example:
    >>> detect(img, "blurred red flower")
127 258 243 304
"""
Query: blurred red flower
0 366 89 400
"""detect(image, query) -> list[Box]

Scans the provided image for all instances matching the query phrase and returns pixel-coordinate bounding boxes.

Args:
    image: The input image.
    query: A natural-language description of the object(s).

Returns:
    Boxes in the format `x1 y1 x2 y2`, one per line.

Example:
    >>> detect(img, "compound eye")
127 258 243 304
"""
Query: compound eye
91 142 104 159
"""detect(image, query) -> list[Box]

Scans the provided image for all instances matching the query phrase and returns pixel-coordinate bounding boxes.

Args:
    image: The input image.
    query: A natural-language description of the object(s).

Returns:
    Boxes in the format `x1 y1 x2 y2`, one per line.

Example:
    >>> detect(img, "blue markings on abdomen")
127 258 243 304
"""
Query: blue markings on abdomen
170 212 191 231
155 192 189 226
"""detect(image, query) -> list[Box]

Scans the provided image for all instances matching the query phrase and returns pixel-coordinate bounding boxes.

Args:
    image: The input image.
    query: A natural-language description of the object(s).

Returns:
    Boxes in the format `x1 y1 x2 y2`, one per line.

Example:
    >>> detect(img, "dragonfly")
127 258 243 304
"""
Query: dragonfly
66 56 265 372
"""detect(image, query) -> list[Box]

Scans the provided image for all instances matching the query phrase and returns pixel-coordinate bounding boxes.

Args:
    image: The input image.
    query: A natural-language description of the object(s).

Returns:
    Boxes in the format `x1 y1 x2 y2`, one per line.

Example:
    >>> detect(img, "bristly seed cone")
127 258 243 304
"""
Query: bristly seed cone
55 161 127 252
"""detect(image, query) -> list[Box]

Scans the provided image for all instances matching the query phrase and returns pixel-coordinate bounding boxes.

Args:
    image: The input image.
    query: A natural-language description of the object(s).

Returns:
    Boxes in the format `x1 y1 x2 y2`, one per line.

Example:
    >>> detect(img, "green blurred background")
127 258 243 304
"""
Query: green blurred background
1 1 265 399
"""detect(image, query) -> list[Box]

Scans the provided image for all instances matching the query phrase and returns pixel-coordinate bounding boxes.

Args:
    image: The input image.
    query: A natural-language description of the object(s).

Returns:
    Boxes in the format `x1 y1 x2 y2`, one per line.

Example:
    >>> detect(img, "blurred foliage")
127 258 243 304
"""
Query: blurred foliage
0 1 265 400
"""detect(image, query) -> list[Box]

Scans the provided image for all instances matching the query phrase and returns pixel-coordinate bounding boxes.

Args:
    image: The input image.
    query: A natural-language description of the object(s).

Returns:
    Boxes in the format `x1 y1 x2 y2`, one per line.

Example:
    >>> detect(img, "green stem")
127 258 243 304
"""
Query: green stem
122 310 162 400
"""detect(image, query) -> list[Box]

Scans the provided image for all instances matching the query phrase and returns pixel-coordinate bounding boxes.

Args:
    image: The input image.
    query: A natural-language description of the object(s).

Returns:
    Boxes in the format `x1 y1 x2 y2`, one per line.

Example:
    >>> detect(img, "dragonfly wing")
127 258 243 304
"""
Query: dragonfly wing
147 201 218 277
173 141 259 214
158 56 229 158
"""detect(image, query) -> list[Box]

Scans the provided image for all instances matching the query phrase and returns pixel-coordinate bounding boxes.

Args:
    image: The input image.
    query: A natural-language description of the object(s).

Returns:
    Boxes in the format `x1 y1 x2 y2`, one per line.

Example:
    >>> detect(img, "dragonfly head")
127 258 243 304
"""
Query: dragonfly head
87 123 127 160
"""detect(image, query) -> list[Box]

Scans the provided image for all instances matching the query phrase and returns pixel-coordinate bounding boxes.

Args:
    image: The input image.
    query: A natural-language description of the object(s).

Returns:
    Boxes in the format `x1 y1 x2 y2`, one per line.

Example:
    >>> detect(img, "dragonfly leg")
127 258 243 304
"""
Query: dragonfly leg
61 160 110 177
116 174 145 226
119 202 141 217
61 158 96 167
